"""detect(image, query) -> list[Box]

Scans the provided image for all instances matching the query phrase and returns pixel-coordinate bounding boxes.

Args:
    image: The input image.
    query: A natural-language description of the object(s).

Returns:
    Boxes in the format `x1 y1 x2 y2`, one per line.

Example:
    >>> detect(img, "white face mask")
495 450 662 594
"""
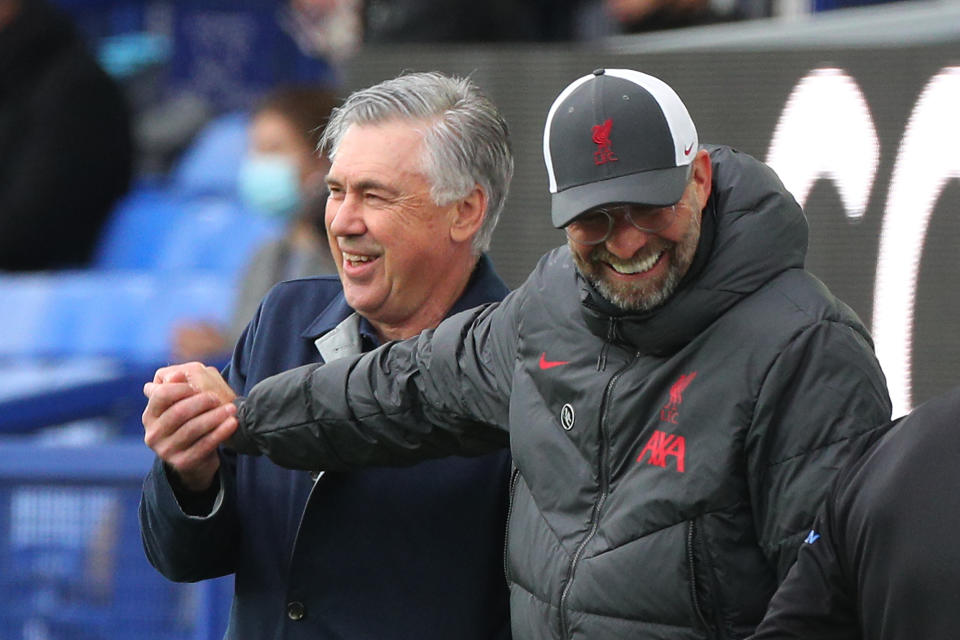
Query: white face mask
238 153 303 219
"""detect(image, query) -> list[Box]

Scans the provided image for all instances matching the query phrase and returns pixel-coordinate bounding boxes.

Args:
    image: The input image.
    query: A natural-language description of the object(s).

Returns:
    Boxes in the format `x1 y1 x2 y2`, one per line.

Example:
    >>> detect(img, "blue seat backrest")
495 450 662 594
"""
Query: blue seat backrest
93 185 185 270
0 276 55 358
0 272 236 363
153 196 281 276
96 189 280 279
169 111 250 199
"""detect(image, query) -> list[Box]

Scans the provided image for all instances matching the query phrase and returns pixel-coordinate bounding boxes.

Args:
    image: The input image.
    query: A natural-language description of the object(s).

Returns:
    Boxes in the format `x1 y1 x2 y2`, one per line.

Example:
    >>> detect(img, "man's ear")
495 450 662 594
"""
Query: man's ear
450 185 487 244
691 149 712 208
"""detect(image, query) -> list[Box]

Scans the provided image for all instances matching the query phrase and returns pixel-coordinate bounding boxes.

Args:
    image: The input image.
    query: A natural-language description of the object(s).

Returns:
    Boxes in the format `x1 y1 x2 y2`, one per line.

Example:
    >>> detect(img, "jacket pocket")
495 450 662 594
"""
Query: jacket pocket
686 519 720 639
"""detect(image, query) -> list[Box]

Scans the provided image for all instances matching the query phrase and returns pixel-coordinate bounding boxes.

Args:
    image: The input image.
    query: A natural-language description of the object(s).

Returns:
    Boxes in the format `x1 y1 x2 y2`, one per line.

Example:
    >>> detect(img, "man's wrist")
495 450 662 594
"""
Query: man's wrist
164 463 221 516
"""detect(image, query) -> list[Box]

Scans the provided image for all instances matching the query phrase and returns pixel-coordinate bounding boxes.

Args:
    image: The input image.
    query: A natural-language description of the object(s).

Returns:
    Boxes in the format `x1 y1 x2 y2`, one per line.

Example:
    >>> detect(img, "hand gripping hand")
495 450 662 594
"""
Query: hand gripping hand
142 362 238 492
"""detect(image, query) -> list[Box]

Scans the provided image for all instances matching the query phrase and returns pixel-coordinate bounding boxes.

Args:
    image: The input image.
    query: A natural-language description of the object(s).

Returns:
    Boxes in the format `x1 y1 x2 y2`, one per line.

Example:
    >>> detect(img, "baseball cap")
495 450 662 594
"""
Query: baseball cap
543 69 699 228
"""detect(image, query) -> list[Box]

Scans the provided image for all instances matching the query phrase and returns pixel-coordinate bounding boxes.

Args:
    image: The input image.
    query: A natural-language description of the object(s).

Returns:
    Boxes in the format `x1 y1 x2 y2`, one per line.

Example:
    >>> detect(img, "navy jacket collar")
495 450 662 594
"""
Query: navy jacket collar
299 254 507 346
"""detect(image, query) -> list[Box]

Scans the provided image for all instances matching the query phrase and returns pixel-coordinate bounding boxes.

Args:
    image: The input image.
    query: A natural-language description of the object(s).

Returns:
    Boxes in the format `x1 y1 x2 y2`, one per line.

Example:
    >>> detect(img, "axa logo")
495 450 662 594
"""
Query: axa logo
592 118 617 166
637 430 686 472
660 372 697 424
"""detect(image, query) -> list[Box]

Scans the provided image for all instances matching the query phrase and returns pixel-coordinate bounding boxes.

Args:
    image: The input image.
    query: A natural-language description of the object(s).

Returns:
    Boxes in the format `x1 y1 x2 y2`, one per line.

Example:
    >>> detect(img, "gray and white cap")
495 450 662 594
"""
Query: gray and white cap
543 68 699 228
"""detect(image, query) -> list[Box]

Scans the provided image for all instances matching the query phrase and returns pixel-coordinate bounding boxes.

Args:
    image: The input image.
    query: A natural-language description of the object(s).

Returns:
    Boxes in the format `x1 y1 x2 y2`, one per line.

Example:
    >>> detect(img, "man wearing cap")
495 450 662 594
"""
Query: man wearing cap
160 69 892 638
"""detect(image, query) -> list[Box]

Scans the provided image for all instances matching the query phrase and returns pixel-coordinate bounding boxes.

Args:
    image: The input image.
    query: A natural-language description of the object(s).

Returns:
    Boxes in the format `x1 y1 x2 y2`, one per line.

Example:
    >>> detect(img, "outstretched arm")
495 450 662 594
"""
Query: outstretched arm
229 295 524 470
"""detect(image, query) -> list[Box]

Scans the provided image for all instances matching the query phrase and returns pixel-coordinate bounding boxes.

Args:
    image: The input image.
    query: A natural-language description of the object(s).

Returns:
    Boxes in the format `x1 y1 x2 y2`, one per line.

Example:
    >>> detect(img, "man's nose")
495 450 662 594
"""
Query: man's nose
327 193 365 236
603 215 650 259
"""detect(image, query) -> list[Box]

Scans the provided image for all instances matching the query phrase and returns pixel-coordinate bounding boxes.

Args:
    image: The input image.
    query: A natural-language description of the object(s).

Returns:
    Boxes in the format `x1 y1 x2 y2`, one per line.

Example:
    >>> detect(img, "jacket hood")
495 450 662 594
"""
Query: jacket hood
580 145 808 355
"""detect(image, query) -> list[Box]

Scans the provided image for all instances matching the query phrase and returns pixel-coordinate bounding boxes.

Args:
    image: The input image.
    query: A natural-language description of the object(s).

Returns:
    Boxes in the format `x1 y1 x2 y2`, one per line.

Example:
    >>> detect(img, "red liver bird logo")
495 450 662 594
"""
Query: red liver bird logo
660 372 697 424
592 118 617 165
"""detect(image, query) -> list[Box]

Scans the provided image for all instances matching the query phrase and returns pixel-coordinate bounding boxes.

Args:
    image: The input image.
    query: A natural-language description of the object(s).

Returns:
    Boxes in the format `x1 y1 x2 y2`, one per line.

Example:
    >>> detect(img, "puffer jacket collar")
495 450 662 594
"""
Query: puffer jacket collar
580 145 808 356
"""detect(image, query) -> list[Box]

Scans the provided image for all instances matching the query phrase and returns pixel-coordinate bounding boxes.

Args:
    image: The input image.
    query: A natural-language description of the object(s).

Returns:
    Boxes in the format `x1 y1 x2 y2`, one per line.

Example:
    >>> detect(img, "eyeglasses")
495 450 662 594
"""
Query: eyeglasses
564 203 678 246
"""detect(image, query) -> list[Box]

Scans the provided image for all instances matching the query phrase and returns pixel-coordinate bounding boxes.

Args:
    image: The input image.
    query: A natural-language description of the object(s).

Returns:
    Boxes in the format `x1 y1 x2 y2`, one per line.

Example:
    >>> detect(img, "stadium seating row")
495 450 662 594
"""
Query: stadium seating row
0 269 238 363
0 112 257 638
0 112 279 365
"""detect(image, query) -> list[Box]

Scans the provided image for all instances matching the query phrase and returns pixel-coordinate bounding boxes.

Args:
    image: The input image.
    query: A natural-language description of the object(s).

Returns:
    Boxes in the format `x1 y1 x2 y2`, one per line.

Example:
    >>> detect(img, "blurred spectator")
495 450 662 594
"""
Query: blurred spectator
362 0 544 42
575 0 769 37
0 0 133 271
280 0 364 62
280 0 578 52
172 86 337 362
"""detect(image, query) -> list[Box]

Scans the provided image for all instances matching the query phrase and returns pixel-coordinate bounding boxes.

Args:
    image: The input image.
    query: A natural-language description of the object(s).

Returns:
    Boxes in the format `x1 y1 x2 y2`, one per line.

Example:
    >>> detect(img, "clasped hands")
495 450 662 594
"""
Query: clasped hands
142 362 239 492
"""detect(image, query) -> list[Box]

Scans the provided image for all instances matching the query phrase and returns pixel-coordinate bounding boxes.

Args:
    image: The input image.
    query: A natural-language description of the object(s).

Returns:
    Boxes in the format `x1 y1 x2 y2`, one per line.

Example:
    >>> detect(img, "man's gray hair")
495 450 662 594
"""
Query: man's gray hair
319 71 513 253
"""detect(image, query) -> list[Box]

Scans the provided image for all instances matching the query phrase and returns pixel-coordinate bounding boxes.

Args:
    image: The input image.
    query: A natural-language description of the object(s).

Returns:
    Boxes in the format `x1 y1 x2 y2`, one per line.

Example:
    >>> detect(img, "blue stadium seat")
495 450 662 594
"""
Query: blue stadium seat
38 273 149 360
153 196 281 277
133 272 237 361
93 185 185 270
0 272 237 364
96 189 279 279
169 111 250 199
0 276 55 358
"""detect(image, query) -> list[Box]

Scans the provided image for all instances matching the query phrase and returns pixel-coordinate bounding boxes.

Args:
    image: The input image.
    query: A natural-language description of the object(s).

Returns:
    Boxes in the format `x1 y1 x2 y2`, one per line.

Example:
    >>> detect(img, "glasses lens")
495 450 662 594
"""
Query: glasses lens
626 204 676 233
566 202 678 244
565 210 611 245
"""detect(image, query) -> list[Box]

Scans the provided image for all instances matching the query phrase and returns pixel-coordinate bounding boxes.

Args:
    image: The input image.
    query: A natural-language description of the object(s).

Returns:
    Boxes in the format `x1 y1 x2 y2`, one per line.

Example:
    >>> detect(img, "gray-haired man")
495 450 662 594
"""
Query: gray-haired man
139 72 514 639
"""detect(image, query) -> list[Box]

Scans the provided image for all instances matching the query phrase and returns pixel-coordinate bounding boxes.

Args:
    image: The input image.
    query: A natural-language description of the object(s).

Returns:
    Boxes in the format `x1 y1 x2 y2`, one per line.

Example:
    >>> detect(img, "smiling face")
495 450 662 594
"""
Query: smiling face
324 120 480 340
569 150 712 313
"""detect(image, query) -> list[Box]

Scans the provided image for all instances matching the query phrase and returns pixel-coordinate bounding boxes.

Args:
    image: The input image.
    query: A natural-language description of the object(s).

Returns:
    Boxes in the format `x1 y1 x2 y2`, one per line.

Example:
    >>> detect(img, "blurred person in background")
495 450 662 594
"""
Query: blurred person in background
574 0 770 38
141 72 514 639
280 0 579 54
0 0 133 271
172 86 338 362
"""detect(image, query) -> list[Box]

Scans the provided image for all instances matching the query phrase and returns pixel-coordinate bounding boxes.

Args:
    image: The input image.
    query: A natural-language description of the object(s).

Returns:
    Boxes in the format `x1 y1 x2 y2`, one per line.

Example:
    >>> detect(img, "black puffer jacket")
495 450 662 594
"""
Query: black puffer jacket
749 387 960 640
230 146 892 639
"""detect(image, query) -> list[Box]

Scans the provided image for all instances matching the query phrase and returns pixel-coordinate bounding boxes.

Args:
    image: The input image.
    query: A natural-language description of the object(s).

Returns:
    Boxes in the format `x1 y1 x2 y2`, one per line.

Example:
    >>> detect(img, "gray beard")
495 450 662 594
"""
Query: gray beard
583 265 684 313
576 205 701 313
570 197 702 314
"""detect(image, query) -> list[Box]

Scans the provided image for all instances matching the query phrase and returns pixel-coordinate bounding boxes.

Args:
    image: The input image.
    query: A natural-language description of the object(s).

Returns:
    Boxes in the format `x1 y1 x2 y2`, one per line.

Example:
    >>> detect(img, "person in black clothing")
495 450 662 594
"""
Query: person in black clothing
280 0 578 55
749 387 960 640
0 0 133 271
361 0 574 42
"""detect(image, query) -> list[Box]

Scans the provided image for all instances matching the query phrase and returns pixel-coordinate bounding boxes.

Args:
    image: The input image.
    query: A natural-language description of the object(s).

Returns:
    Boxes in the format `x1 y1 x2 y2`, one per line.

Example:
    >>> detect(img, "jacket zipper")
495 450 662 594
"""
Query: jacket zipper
558 351 639 639
503 466 522 583
596 319 617 372
687 520 714 638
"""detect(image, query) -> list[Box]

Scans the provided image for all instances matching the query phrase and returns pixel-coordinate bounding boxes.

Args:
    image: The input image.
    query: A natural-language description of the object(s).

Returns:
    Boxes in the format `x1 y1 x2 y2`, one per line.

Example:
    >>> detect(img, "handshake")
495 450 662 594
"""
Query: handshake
141 362 239 494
